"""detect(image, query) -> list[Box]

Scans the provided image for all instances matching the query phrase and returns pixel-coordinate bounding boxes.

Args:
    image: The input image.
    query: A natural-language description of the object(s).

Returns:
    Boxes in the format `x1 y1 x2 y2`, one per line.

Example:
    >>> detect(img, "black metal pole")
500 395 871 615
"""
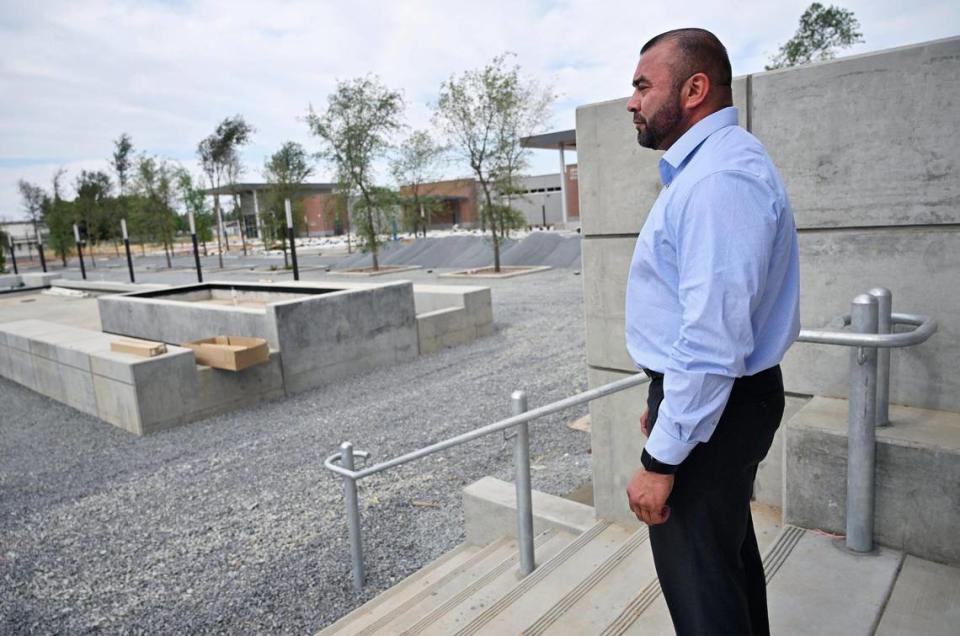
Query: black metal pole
124 238 135 282
37 241 47 272
192 233 203 283
9 240 17 274
288 226 299 281
284 199 299 281
76 242 86 280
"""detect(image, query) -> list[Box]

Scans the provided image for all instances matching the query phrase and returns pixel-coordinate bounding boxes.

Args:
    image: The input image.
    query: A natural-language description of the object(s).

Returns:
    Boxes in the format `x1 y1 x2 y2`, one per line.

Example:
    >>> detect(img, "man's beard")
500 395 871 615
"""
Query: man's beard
636 90 683 150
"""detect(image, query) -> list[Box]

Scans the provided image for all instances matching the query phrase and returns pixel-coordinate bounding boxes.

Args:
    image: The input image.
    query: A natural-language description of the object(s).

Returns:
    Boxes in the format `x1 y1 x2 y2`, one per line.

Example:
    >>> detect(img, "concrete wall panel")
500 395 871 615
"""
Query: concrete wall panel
785 227 960 412
752 37 960 229
576 98 662 237
581 236 636 372
587 366 649 525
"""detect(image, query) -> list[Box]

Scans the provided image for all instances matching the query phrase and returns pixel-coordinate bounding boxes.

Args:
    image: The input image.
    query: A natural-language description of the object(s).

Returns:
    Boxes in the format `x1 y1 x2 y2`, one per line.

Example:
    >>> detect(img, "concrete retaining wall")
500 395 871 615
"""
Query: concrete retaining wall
414 284 494 355
578 37 960 523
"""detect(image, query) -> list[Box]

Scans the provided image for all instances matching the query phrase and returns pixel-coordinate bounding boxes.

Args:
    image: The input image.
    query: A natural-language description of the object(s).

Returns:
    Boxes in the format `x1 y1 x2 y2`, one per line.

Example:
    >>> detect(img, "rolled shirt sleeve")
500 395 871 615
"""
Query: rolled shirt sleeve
644 170 779 465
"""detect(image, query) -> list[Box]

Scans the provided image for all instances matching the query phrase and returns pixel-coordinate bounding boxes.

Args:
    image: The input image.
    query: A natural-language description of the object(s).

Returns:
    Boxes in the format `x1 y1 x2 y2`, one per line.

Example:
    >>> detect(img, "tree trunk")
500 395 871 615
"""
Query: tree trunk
214 194 224 269
164 239 172 268
114 240 120 258
235 194 247 256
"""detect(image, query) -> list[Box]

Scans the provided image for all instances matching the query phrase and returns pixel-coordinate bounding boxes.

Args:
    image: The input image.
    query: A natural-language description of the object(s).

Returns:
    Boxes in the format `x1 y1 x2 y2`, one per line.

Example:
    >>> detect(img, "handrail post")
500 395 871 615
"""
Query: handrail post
847 294 879 553
512 391 536 575
340 442 365 591
869 288 892 426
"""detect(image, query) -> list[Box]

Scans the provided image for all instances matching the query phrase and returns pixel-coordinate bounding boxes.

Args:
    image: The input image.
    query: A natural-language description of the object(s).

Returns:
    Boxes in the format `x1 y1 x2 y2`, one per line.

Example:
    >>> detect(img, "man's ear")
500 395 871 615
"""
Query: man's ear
682 72 711 110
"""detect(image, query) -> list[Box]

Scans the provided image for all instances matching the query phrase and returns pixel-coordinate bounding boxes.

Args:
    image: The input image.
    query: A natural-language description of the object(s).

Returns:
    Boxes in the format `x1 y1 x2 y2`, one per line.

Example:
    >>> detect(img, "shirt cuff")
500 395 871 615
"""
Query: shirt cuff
644 417 698 465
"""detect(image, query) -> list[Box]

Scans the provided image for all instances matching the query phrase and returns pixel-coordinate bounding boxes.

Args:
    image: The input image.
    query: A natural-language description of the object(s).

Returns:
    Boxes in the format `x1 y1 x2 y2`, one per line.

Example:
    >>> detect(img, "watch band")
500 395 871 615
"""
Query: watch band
641 448 679 474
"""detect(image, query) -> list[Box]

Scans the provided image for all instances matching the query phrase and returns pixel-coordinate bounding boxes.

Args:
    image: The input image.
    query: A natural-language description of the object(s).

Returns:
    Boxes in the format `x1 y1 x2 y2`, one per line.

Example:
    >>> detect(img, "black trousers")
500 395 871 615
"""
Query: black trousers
645 365 784 636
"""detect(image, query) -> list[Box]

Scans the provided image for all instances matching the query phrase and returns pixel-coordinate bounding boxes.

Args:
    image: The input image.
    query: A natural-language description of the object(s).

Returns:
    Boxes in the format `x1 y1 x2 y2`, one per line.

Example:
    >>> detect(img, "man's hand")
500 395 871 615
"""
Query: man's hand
626 468 674 526
640 408 650 436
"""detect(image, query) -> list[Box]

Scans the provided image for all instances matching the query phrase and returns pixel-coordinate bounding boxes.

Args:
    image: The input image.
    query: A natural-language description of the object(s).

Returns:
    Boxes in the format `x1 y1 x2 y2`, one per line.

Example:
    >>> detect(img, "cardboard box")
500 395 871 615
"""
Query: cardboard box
181 336 269 371
111 338 167 357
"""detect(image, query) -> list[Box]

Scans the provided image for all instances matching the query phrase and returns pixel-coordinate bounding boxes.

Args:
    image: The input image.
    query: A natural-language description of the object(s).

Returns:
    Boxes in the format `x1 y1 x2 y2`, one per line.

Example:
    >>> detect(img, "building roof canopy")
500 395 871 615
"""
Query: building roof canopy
520 129 576 150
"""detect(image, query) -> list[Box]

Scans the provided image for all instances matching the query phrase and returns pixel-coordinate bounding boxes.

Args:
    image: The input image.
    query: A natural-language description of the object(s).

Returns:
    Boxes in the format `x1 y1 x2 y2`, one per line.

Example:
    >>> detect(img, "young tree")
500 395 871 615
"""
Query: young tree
434 54 552 271
307 76 404 271
225 153 248 256
74 170 113 267
197 115 255 268
132 156 178 268
112 133 134 196
766 3 864 70
262 141 313 268
43 168 75 267
175 168 214 255
391 130 447 237
18 179 47 240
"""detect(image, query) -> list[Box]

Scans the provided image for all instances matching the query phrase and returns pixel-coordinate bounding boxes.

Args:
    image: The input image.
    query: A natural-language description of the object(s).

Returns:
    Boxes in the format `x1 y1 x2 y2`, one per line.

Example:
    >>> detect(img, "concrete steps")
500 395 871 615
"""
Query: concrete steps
320 508 959 635
318 529 576 636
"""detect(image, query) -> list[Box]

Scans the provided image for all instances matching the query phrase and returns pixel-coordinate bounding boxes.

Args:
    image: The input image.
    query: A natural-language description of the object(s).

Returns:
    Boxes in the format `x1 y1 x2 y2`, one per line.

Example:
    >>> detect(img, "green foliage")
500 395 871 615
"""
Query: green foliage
351 186 400 253
391 130 447 236
434 53 552 269
766 3 864 70
175 168 214 243
131 155 178 265
0 227 6 272
74 170 115 247
43 169 76 266
307 75 404 269
262 141 314 245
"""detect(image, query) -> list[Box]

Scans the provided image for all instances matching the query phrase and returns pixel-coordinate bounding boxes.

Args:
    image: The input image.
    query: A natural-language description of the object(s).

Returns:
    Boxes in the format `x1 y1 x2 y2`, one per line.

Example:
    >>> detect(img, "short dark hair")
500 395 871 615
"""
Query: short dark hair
641 28 732 91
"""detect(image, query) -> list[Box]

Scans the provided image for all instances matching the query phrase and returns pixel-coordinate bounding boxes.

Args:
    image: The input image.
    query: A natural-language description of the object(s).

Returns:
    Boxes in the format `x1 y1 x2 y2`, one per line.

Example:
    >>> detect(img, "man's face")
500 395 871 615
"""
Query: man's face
627 43 684 150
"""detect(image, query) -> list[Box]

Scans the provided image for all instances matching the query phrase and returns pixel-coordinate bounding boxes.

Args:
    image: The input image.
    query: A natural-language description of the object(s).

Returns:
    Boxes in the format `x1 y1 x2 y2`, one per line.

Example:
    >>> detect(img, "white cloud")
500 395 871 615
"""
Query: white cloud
1 0 957 218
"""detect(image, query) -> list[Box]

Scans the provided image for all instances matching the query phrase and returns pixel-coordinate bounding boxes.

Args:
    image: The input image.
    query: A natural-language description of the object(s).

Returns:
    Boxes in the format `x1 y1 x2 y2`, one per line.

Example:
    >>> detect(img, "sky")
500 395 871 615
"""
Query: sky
1 0 957 220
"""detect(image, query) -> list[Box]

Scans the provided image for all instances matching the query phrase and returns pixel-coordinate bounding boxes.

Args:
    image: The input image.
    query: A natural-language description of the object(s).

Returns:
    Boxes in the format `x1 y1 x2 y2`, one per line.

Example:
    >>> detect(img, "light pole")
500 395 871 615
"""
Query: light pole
7 235 17 275
73 224 86 280
189 212 203 283
285 198 300 281
35 227 47 273
121 219 135 283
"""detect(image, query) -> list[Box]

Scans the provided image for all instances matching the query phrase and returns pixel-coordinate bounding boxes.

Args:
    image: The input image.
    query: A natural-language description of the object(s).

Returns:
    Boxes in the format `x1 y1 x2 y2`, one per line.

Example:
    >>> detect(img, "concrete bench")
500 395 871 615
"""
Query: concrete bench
0 319 283 435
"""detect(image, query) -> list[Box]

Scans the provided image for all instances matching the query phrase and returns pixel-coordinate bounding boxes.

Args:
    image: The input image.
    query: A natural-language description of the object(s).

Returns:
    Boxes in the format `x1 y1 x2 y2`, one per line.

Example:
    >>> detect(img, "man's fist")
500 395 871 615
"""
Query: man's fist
640 408 650 436
626 467 674 526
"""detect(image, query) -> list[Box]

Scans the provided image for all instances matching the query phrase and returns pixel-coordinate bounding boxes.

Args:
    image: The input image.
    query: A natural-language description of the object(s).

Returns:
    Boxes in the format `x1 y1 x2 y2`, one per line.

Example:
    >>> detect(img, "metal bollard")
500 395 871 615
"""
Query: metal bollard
869 288 892 426
511 391 536 575
846 294 879 553
340 441 365 592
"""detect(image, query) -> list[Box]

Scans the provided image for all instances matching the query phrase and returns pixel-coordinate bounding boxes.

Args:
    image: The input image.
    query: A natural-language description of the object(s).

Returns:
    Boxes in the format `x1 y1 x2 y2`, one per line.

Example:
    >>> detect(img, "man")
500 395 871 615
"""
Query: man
623 29 800 635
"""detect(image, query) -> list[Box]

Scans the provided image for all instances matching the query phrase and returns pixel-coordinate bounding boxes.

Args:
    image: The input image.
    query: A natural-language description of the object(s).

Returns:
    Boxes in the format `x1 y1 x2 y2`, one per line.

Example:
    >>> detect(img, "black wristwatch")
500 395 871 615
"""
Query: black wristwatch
641 448 678 475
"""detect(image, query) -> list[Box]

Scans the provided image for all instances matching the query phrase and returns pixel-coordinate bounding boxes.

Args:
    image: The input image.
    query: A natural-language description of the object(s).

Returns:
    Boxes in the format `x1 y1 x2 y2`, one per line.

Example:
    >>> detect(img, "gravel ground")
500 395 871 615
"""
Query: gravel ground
0 267 593 634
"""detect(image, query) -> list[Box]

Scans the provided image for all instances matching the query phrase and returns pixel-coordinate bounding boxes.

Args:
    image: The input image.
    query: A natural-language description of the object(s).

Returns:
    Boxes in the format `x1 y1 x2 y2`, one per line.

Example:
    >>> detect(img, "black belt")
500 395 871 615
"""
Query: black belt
643 365 783 401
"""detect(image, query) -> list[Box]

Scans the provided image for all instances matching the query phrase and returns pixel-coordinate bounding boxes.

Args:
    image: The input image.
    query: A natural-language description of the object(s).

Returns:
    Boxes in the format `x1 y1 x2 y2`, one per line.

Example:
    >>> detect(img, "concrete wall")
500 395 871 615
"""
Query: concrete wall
413 284 494 355
578 37 960 522
785 397 960 564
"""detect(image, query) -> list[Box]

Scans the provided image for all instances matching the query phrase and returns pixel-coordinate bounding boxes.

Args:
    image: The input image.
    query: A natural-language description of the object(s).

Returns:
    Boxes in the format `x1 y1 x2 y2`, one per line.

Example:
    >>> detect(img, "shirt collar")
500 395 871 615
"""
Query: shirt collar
658 106 739 186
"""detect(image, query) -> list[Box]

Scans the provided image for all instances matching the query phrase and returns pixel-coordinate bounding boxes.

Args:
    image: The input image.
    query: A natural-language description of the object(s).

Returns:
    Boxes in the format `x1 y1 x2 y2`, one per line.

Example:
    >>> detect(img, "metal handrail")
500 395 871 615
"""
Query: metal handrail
325 372 650 591
798 312 937 348
326 286 937 590
324 373 648 481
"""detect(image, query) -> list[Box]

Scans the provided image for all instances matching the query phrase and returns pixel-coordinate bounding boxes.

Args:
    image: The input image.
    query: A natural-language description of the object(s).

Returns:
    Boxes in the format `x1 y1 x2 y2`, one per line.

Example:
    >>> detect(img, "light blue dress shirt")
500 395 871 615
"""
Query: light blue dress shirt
625 106 800 465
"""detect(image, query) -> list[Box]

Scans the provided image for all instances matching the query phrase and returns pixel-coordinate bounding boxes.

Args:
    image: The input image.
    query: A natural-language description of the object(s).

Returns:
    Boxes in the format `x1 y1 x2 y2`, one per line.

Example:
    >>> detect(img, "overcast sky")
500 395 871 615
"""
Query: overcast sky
1 0 957 220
